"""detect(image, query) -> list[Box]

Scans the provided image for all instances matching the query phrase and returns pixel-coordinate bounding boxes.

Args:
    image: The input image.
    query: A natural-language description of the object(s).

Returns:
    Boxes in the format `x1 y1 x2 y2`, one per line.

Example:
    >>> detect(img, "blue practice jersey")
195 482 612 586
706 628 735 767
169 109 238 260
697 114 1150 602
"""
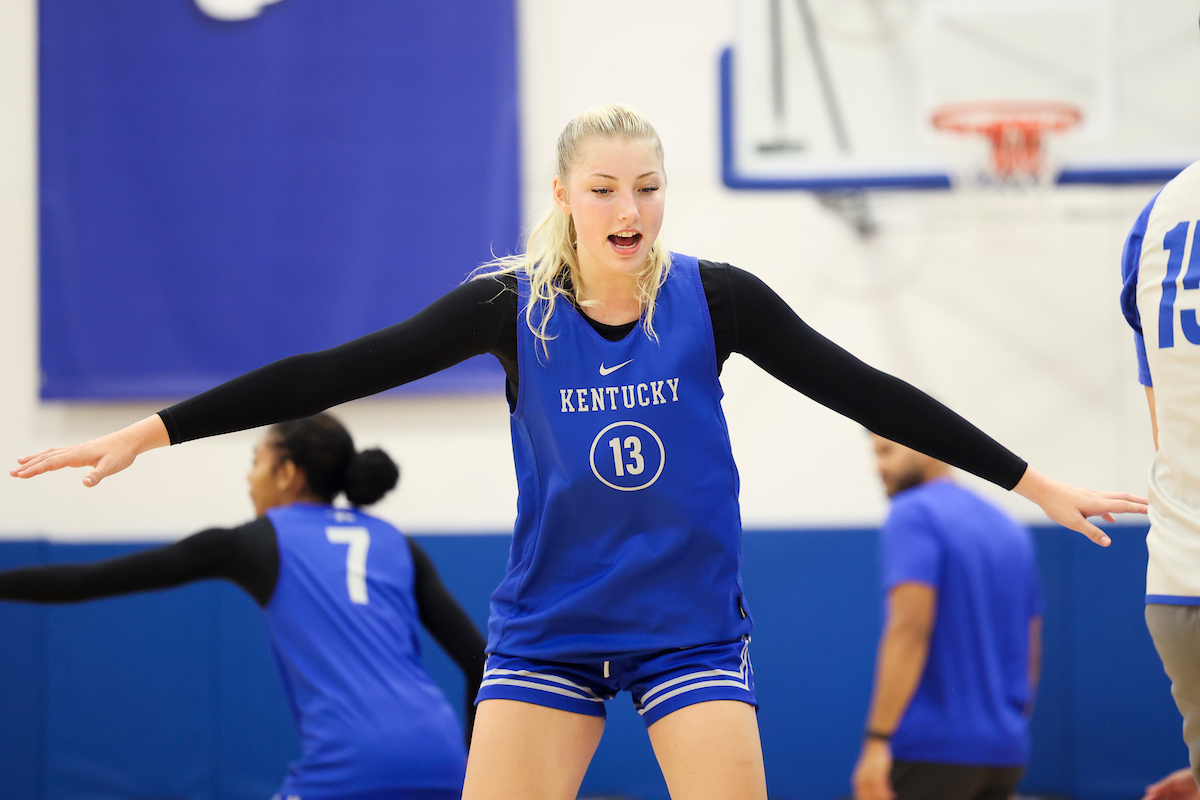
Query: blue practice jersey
264 504 466 799
488 253 752 662
882 480 1040 767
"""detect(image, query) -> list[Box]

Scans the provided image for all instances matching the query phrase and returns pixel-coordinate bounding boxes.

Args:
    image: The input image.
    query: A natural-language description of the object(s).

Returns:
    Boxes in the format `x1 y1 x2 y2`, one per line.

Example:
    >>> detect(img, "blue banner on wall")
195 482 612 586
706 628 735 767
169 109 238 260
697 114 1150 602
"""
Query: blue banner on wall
40 0 519 399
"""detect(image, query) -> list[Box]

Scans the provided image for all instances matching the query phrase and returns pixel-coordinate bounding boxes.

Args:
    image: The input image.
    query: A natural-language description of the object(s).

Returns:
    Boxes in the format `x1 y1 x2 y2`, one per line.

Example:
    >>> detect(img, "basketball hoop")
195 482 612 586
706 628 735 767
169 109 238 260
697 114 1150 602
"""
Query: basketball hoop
931 101 1083 186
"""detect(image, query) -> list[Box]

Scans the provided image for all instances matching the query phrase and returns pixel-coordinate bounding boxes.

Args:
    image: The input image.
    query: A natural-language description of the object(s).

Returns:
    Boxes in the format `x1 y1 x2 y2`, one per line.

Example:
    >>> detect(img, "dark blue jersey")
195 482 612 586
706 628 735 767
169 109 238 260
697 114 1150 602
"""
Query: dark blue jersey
882 481 1041 766
488 253 752 662
264 504 466 799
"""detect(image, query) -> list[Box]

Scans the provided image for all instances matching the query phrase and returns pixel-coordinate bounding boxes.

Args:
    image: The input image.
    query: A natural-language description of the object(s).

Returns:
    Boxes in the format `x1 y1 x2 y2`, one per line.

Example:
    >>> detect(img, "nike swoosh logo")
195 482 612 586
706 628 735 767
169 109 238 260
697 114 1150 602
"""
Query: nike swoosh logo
599 359 634 376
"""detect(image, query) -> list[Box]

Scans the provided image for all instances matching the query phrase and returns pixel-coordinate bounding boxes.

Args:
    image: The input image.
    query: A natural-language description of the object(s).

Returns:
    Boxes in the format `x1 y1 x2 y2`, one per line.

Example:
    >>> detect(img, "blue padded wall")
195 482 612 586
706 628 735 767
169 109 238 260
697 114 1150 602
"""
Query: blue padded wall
0 525 1184 800
1031 525 1185 799
43 545 217 799
0 541 47 800
212 587 300 799
39 0 518 399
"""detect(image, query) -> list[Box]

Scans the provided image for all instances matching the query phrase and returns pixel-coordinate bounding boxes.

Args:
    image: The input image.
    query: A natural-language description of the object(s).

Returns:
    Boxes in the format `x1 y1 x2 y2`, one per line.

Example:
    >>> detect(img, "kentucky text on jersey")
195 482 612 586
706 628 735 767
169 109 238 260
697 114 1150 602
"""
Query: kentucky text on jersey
559 378 680 412
490 253 751 662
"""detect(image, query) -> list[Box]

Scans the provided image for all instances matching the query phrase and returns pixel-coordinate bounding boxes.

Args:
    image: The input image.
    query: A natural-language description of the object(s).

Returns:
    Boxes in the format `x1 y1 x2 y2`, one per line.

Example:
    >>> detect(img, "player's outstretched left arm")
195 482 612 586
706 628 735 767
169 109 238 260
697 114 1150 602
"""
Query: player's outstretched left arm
1013 466 1147 547
728 266 1146 521
10 414 169 487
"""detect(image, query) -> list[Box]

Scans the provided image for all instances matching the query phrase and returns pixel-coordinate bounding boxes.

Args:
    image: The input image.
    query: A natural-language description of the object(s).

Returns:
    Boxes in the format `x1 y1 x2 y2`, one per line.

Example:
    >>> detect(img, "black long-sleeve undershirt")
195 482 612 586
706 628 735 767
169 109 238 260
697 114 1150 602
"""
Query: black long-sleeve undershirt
406 536 486 740
0 520 279 605
0 521 486 740
159 261 1026 490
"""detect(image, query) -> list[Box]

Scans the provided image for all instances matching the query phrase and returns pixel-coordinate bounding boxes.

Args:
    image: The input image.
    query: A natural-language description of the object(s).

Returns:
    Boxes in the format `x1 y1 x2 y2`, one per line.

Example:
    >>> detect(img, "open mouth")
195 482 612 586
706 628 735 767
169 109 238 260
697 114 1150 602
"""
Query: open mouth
608 232 642 252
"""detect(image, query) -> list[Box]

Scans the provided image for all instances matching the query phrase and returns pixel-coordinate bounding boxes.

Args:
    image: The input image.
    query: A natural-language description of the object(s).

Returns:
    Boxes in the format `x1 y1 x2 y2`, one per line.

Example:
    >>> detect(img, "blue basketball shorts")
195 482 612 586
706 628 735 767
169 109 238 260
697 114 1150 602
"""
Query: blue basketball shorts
474 636 755 727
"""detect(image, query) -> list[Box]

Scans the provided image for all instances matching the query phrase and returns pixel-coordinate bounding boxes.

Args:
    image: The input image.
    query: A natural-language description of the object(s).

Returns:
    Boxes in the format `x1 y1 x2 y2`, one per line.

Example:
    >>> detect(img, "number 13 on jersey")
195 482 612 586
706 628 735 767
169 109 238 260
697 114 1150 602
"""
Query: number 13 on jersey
589 421 666 492
1158 220 1200 348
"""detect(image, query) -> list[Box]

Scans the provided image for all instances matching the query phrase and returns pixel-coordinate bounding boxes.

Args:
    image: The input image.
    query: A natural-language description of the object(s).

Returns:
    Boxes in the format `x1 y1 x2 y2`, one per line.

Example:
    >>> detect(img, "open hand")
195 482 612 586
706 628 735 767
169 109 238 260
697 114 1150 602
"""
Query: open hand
10 415 169 487
1014 467 1148 547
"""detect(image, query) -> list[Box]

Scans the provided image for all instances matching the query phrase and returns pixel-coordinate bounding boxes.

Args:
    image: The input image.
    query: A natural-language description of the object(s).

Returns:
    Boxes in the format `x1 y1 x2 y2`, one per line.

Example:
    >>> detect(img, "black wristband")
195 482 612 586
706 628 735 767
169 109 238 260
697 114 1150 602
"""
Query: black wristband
864 729 892 742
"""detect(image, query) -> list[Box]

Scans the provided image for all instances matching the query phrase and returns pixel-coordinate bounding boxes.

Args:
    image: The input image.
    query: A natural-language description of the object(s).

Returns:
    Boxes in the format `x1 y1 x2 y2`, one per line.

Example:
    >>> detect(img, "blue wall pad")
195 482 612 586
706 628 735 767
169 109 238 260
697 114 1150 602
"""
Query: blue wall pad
0 525 1183 800
39 0 519 398
0 541 48 800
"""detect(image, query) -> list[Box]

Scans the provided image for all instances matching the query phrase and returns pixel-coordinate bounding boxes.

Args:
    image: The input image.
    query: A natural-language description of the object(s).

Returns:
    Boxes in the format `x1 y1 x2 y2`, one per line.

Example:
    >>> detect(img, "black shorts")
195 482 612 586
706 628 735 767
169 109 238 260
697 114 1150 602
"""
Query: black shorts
891 760 1024 800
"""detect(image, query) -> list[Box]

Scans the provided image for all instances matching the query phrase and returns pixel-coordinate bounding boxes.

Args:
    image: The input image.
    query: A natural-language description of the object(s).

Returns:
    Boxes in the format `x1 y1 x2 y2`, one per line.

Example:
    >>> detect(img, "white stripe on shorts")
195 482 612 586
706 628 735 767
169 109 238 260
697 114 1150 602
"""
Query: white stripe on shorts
479 677 606 703
638 668 746 706
483 666 606 700
638 678 753 715
637 638 752 715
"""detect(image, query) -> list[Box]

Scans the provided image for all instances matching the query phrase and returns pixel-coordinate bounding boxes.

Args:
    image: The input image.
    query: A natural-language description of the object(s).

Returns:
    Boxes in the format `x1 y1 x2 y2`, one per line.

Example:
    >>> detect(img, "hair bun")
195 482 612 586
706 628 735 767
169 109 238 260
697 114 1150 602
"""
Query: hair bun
343 448 400 507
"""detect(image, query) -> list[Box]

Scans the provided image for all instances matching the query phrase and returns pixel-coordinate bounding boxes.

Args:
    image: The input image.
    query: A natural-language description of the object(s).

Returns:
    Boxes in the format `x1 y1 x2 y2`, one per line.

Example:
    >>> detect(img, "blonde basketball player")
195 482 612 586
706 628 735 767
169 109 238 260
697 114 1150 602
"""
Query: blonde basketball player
15 105 1145 800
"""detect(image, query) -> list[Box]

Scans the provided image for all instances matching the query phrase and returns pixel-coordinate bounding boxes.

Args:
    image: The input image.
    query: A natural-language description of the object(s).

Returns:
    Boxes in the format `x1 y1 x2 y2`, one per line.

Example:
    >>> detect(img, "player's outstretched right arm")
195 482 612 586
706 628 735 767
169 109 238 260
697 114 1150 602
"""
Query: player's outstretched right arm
11 278 511 486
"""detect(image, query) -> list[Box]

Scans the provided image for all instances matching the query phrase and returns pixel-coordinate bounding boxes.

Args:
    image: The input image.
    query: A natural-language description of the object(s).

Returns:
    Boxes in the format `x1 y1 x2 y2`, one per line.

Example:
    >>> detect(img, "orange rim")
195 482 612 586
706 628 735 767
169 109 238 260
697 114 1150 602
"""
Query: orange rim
931 101 1083 179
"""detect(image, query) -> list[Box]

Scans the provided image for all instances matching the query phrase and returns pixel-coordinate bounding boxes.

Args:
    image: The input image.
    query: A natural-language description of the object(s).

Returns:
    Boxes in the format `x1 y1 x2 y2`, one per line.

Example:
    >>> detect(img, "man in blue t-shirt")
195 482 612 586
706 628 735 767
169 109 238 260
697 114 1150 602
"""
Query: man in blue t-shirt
852 435 1042 800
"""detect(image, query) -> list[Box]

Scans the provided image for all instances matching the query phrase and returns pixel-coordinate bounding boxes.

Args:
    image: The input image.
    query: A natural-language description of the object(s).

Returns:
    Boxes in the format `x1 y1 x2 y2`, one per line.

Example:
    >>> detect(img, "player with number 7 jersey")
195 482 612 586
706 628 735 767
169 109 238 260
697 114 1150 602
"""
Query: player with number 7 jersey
0 414 484 800
266 502 472 798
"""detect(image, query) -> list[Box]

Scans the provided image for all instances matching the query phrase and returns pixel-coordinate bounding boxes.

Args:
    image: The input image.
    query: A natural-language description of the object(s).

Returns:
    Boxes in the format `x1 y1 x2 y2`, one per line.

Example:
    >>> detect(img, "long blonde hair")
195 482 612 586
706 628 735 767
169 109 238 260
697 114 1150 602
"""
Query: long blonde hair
473 104 671 357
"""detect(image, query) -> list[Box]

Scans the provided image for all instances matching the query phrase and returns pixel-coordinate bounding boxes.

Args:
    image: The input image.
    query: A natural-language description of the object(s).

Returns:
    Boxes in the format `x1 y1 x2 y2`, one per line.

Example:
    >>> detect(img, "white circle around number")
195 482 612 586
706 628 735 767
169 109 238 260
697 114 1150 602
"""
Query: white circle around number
589 421 666 492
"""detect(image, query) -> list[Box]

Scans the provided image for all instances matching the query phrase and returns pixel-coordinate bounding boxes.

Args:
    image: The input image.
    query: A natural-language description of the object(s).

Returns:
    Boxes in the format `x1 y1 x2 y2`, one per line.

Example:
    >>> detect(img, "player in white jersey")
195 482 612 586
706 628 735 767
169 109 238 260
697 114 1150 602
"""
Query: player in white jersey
1120 159 1200 784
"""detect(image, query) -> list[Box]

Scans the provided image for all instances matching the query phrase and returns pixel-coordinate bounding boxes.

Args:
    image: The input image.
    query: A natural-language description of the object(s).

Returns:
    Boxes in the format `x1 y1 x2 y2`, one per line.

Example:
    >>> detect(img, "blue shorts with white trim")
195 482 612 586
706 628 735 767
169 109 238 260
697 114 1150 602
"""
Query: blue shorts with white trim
475 636 755 727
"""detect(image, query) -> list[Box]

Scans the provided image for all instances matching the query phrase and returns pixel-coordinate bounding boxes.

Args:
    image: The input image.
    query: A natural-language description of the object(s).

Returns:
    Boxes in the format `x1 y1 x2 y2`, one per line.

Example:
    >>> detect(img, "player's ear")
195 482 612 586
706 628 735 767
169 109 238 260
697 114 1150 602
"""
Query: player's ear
553 176 571 215
275 458 300 491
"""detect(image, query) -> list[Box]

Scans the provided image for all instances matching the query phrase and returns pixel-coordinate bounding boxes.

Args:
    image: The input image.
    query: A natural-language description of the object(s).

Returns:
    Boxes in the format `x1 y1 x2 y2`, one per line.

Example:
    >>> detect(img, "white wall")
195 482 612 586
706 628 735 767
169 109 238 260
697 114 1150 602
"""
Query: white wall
0 0 1155 541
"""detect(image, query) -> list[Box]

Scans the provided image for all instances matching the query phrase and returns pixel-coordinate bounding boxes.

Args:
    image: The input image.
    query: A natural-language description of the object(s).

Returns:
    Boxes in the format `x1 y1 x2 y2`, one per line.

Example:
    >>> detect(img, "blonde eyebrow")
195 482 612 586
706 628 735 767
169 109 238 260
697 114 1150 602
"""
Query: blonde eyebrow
590 172 661 180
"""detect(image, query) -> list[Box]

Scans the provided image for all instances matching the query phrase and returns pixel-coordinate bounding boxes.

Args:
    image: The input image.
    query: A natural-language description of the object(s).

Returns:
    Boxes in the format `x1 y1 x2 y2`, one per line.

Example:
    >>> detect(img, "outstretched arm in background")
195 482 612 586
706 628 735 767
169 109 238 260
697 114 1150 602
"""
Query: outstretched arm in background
0 521 277 605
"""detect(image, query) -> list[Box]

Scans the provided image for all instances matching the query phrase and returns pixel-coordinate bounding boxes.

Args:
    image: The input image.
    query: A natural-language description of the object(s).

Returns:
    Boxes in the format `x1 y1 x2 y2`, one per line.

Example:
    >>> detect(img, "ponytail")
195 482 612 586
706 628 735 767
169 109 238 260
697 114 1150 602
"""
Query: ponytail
269 414 399 507
344 448 400 506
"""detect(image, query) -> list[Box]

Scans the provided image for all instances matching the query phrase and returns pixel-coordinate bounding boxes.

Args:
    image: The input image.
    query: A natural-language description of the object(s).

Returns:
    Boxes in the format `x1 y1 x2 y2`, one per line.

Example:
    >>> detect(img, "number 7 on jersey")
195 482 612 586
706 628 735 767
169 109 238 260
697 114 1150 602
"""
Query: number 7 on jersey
326 526 371 605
